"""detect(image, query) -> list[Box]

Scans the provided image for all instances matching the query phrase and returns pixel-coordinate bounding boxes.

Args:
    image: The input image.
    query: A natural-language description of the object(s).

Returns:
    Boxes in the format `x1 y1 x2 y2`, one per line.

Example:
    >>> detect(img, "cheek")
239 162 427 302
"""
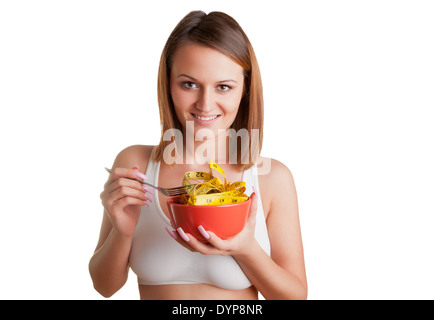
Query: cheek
224 103 240 118
222 92 243 116
171 87 191 111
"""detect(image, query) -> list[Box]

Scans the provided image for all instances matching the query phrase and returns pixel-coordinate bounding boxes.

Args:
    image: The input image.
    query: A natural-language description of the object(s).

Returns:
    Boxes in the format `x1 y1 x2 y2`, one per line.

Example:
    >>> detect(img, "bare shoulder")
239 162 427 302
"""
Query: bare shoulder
260 157 294 182
258 157 296 197
93 145 155 251
112 144 155 173
257 157 297 219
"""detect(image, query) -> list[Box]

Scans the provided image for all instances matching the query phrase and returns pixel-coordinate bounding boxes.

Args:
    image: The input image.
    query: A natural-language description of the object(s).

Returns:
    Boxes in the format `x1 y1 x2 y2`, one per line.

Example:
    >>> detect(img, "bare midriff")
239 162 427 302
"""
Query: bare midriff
138 283 258 300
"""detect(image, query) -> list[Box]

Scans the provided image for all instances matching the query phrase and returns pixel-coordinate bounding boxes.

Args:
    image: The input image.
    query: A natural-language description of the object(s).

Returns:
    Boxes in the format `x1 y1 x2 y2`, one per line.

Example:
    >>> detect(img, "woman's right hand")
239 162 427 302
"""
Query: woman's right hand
100 166 153 238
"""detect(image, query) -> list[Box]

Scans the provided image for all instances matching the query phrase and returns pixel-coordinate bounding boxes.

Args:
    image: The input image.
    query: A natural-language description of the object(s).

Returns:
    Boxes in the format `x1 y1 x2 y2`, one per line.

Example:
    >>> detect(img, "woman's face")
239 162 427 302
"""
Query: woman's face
170 43 245 135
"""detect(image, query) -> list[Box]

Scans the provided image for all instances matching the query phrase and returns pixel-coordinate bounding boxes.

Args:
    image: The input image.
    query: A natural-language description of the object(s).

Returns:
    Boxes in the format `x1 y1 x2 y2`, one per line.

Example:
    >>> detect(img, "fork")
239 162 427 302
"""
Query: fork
104 167 193 197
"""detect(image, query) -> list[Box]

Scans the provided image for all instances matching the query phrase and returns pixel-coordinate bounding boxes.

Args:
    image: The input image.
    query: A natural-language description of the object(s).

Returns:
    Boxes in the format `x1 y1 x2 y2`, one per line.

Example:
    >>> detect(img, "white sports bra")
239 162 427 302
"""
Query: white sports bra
129 151 270 290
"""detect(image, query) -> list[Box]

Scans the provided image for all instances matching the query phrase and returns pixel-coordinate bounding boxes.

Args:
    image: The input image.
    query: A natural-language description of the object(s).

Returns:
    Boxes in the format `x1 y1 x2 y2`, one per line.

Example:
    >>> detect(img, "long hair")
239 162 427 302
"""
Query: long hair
154 10 264 170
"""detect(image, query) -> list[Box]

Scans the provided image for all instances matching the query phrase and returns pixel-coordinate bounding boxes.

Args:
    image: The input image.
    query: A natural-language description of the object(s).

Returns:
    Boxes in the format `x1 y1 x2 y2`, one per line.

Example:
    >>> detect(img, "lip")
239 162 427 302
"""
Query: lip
191 113 221 126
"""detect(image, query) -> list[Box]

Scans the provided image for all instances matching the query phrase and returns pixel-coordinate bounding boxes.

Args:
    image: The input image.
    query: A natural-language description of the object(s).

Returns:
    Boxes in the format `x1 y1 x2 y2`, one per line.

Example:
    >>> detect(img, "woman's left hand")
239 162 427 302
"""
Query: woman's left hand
166 192 258 257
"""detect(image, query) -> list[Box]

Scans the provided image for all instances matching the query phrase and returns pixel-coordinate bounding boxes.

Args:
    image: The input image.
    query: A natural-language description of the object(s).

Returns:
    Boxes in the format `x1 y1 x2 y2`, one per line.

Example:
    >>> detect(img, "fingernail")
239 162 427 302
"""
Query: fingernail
135 171 147 181
166 227 177 240
143 185 154 194
198 225 210 240
177 227 190 242
143 201 149 207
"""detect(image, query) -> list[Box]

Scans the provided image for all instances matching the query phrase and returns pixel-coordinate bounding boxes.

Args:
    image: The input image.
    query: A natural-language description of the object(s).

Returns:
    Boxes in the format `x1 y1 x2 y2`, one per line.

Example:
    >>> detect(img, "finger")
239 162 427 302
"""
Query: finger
247 192 258 224
176 227 190 243
198 225 210 241
105 165 153 196
106 167 147 186
199 229 230 253
174 228 210 253
111 185 152 203
186 231 225 255
112 196 148 211
104 166 146 188
165 227 178 240
107 177 153 195
250 192 257 215
113 167 147 181
168 228 196 252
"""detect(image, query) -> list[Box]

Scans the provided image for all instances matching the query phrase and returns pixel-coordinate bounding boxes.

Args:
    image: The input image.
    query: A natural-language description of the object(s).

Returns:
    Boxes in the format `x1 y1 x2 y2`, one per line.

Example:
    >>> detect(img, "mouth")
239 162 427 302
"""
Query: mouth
191 113 221 121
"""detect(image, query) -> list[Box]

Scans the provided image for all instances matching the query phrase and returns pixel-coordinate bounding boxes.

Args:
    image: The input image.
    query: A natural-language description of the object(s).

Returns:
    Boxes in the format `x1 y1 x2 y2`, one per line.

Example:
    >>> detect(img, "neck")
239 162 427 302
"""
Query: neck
181 128 233 165
162 121 249 168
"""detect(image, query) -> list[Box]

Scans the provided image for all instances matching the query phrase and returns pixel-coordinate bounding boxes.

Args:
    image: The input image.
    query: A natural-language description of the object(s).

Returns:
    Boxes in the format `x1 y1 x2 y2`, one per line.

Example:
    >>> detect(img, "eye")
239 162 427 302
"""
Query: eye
182 81 198 89
217 84 231 92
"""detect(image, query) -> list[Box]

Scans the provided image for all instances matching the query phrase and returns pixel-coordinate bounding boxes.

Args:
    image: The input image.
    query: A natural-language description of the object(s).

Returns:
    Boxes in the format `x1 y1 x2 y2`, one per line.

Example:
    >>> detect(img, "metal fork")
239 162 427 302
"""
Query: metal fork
104 167 193 197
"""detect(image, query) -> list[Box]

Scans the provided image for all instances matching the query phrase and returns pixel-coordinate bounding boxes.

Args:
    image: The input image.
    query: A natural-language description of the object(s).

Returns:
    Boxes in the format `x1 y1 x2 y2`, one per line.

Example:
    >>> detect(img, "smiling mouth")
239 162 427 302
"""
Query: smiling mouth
191 113 220 121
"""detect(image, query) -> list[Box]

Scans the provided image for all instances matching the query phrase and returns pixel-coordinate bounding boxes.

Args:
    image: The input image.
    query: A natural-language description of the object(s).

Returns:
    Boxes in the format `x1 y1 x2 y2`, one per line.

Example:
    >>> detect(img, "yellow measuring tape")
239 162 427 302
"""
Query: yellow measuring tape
179 161 249 205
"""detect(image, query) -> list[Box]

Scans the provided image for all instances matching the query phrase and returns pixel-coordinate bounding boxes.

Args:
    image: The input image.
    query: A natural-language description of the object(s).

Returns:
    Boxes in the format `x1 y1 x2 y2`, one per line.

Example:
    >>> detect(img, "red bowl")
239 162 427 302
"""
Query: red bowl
167 196 251 242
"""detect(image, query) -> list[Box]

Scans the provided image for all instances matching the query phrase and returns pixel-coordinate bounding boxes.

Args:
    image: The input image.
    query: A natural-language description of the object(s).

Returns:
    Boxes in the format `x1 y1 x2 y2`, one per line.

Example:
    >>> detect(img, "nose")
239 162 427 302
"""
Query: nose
196 87 213 112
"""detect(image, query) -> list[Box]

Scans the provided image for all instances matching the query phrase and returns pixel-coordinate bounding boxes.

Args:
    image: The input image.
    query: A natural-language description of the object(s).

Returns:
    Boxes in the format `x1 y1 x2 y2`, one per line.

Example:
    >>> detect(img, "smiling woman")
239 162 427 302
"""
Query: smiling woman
89 10 307 300
170 43 244 135
155 10 264 169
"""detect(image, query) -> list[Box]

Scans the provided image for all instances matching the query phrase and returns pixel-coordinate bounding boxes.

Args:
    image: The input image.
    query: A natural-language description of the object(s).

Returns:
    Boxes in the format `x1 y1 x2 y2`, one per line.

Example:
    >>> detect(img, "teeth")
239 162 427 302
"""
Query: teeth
194 114 218 121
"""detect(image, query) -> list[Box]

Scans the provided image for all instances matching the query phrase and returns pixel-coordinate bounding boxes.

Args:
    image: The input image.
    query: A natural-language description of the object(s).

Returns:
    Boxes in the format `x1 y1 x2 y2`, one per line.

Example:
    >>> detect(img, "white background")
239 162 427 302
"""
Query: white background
1 0 433 299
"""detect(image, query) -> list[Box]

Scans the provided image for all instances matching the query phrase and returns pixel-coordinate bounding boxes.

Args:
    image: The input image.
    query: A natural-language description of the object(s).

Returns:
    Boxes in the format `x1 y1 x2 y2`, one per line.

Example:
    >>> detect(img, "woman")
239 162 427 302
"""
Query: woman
89 10 307 300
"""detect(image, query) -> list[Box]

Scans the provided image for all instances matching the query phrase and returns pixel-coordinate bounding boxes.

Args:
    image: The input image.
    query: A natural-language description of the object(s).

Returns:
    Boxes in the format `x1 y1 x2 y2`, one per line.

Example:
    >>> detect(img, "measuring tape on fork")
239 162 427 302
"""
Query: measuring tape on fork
179 161 249 206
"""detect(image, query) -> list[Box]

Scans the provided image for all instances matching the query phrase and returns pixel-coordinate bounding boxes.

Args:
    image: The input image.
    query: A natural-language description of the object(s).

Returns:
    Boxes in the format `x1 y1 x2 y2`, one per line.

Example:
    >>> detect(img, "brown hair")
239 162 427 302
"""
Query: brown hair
154 10 264 170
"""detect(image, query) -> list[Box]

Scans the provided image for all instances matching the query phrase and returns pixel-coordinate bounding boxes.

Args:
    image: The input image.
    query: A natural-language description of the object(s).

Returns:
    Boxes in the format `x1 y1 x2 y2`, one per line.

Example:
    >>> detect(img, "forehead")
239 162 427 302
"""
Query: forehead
170 43 244 81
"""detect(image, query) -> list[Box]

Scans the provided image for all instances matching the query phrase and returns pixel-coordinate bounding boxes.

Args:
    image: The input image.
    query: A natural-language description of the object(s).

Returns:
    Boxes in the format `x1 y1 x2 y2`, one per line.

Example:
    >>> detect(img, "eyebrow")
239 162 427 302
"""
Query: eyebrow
177 73 238 83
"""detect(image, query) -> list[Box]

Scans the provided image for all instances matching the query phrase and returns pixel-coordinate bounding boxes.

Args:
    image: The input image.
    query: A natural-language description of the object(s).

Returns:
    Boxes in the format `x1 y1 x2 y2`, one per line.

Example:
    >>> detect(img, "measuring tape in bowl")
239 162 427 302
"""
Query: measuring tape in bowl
179 161 249 205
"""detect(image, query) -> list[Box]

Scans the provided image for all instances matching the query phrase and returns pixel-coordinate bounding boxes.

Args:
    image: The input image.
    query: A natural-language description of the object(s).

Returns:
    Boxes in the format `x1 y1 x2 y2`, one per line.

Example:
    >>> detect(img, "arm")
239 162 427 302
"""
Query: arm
233 173 307 300
170 159 307 299
89 145 153 297
236 159 307 299
88 215 134 298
